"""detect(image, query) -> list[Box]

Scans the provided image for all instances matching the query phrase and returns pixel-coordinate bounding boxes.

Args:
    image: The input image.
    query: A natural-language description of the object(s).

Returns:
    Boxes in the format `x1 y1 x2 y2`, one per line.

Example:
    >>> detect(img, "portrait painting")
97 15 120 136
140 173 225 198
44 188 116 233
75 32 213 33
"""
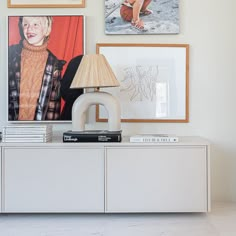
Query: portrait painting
105 0 179 35
8 15 85 122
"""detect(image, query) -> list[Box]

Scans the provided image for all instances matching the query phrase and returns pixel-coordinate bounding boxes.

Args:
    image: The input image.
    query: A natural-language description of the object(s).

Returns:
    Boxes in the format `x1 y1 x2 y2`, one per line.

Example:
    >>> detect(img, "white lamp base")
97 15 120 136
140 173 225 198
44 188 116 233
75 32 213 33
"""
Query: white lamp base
72 91 121 131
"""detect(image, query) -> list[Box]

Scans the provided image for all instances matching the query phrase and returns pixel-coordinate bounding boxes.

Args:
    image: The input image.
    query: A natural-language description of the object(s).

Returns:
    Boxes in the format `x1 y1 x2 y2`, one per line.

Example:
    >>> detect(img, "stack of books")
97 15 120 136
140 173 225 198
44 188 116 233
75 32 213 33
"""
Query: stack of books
2 125 53 143
63 130 122 142
130 134 179 143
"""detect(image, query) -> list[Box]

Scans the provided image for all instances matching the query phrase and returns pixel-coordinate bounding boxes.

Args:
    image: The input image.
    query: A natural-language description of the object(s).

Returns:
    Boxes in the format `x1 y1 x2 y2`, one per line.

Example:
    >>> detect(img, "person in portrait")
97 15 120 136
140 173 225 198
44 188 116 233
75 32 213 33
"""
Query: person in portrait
120 0 153 31
60 55 84 120
8 16 65 121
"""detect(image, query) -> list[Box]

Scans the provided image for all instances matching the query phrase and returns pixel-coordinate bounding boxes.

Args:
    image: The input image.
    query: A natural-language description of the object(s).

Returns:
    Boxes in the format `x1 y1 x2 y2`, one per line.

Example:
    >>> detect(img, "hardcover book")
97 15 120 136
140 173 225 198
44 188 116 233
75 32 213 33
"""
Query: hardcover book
130 134 179 143
63 130 122 143
2 125 52 134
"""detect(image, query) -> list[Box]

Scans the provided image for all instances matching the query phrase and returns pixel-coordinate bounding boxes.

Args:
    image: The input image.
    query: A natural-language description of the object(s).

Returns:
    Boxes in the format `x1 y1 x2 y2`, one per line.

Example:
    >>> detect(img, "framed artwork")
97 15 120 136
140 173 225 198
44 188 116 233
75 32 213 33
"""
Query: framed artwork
105 0 179 35
96 43 189 123
8 0 85 8
8 15 85 122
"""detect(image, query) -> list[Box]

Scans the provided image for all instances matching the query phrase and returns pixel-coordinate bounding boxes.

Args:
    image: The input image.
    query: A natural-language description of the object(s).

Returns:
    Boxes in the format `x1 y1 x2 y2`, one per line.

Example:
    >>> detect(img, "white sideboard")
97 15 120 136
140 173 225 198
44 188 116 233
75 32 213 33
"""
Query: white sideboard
0 136 210 213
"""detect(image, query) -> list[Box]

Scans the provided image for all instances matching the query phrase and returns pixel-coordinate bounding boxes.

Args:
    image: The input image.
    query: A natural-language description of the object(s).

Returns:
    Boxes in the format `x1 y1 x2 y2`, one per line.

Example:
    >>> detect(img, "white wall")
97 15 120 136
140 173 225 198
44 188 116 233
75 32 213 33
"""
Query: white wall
0 0 236 202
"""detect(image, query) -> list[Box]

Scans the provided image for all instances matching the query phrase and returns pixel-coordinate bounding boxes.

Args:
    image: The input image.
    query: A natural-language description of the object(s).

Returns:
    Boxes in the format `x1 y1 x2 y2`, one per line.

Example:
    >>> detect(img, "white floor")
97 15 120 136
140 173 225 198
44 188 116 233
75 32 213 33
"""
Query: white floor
0 202 235 236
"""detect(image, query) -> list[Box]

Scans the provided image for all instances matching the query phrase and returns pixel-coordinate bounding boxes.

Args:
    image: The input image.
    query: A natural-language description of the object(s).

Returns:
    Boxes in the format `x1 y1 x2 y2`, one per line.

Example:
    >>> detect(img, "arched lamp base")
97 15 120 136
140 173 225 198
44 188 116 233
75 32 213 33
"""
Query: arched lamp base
72 91 121 132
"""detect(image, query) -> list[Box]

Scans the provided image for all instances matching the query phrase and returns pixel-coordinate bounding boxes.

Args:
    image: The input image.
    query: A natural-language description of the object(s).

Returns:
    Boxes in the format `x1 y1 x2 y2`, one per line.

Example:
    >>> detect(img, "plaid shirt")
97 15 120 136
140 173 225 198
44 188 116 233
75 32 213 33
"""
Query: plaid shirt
8 42 65 121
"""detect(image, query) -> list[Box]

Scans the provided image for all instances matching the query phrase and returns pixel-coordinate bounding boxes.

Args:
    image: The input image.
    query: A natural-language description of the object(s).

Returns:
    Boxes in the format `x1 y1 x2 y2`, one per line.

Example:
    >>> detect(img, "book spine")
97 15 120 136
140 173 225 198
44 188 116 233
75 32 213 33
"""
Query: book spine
63 134 122 143
2 129 52 135
130 137 178 143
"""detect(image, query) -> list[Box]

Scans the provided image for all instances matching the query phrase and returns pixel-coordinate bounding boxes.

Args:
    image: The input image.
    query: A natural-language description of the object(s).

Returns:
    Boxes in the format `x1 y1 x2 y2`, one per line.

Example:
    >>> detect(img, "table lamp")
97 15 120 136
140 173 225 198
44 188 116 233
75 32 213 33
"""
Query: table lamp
70 54 121 132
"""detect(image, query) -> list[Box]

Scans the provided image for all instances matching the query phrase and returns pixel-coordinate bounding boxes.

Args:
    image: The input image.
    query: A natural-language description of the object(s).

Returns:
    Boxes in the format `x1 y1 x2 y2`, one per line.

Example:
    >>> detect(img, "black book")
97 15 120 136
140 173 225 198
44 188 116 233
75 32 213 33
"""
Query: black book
63 130 122 143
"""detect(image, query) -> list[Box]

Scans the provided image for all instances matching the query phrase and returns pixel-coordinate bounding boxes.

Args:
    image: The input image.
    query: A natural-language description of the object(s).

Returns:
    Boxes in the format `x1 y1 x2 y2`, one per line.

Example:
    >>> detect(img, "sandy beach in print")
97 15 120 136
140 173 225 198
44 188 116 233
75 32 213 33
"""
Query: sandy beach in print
105 0 179 34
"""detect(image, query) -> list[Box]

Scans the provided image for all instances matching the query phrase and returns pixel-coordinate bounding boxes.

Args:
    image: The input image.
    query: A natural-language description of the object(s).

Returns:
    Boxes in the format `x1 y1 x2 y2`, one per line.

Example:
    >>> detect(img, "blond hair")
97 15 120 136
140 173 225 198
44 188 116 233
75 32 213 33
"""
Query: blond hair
19 16 53 43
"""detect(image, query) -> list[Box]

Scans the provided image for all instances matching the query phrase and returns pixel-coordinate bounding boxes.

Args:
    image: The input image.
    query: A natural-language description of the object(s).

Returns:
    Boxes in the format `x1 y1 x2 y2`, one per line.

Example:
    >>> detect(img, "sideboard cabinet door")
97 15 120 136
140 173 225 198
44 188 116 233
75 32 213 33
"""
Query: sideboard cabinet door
2 147 104 213
105 146 208 213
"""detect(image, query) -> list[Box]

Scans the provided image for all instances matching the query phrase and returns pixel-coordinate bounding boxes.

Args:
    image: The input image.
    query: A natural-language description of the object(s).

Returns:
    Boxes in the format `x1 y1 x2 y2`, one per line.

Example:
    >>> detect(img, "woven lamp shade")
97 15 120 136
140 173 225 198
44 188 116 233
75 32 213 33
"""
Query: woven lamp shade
70 54 120 89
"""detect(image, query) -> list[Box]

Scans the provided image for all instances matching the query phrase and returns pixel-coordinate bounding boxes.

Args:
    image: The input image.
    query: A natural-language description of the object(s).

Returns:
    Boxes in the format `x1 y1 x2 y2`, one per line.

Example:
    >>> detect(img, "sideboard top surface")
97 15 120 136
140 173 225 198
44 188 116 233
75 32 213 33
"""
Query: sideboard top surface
0 136 210 148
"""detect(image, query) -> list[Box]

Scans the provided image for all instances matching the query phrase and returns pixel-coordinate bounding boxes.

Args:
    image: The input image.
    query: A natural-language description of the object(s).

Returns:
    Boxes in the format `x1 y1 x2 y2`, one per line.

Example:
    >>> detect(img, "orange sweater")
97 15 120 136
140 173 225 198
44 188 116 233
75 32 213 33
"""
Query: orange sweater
19 40 49 120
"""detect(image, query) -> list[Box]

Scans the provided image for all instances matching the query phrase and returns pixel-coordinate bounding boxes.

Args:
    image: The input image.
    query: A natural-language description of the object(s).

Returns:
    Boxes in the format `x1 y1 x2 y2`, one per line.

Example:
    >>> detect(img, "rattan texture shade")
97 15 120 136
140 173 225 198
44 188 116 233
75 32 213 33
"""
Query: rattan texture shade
70 54 120 88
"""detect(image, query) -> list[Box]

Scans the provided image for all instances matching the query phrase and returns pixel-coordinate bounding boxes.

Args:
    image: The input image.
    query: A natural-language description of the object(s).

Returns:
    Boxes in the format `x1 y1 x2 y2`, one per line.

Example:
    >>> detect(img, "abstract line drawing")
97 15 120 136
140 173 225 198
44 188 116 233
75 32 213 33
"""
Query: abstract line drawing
120 65 159 101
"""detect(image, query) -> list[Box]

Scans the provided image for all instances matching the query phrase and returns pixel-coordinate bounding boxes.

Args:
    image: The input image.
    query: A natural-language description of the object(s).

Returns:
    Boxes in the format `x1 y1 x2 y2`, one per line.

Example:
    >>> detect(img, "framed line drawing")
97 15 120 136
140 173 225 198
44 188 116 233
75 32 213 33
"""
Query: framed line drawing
96 43 189 123
8 15 85 122
8 0 85 8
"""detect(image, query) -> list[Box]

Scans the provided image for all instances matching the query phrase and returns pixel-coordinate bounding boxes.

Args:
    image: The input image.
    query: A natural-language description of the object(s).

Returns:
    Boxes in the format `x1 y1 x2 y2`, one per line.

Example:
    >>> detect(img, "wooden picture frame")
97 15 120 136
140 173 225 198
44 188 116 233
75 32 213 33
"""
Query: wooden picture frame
8 15 85 122
96 43 189 123
8 0 85 8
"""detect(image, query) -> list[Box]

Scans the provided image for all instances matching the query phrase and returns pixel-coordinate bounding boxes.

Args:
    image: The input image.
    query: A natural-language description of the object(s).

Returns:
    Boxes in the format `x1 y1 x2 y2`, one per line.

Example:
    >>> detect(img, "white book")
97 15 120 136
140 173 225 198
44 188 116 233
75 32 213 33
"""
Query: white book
2 125 52 135
130 134 179 143
3 125 52 129
2 139 52 143
2 133 52 138
2 136 52 143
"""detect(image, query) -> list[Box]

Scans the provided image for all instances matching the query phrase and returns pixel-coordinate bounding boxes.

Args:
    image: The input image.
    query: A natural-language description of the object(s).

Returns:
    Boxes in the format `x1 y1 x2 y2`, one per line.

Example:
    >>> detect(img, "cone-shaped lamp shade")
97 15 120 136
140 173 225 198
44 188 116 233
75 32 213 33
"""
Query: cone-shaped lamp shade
70 54 120 88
